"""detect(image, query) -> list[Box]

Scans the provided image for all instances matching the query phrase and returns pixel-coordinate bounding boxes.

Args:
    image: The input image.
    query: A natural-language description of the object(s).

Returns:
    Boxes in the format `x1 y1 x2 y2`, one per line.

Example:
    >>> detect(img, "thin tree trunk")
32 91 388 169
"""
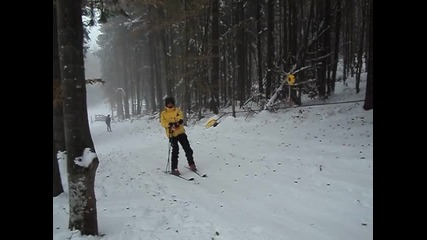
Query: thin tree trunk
211 0 220 114
289 0 297 65
281 0 288 71
257 1 264 97
154 33 164 110
363 0 373 110
266 0 274 99
237 1 246 107
56 0 99 235
135 53 142 115
184 0 191 115
317 0 327 98
53 0 64 197
324 0 331 96
331 0 342 91
148 32 157 112
123 49 131 119
355 0 366 93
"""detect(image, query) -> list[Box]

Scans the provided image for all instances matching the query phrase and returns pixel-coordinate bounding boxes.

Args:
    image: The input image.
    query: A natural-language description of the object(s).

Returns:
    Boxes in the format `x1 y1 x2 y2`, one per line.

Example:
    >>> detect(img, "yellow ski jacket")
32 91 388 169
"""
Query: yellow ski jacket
160 107 186 138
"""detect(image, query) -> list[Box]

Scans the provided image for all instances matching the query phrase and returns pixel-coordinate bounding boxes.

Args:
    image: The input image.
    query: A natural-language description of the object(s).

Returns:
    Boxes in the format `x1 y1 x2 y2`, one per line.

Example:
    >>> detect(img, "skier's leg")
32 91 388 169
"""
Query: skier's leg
170 137 180 170
177 134 194 166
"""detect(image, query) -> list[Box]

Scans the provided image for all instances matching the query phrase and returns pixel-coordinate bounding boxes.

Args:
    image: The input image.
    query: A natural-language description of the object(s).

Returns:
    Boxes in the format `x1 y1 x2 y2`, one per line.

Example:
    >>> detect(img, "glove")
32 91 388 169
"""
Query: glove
169 120 183 128
174 119 183 127
168 123 176 133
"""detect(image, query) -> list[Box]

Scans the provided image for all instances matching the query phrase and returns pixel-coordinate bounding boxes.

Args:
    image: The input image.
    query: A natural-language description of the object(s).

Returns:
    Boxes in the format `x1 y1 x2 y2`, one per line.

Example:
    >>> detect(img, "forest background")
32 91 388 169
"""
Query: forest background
53 0 373 237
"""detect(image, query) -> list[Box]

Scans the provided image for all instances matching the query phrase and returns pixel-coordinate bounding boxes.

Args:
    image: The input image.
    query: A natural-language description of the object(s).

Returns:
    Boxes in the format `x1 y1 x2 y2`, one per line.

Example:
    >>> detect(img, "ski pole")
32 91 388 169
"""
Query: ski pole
165 129 172 173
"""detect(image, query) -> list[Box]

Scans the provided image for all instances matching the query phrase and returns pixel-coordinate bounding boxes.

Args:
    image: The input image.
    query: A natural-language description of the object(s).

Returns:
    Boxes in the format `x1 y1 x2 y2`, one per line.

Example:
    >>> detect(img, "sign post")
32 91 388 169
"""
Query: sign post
286 74 295 103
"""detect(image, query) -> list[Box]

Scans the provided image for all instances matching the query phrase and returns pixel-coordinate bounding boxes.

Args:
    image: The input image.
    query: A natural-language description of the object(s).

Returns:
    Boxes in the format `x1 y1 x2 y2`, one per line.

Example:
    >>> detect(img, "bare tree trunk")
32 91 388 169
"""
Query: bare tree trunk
222 44 228 106
266 0 274 99
331 0 342 91
343 0 354 84
154 32 164 110
355 0 366 93
148 33 157 111
317 0 327 98
211 0 220 114
295 0 314 84
324 0 332 96
363 0 373 110
281 0 288 71
256 1 264 98
135 53 142 115
237 1 246 108
123 56 131 119
53 0 64 197
56 0 99 235
183 0 191 116
289 0 297 66
116 88 124 121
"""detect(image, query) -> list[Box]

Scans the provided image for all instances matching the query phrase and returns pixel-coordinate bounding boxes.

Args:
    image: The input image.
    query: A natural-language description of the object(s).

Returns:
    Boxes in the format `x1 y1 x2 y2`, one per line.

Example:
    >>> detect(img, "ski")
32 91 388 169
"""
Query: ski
164 171 194 181
175 175 195 181
185 167 208 178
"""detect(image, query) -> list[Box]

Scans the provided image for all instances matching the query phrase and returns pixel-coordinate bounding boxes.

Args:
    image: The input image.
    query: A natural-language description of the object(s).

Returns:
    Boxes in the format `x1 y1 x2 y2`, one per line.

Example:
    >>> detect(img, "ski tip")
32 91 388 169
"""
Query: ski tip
189 177 195 181
201 174 207 177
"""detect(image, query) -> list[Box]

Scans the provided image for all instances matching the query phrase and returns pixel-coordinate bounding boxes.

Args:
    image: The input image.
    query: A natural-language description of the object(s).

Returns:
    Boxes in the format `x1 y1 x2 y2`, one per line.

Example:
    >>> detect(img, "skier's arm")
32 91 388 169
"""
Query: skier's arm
160 111 170 128
175 109 184 126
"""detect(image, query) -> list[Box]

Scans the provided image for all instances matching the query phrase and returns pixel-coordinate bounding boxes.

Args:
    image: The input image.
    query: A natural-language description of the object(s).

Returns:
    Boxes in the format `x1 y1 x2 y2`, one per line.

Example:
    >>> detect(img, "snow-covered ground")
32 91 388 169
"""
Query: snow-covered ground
54 76 373 240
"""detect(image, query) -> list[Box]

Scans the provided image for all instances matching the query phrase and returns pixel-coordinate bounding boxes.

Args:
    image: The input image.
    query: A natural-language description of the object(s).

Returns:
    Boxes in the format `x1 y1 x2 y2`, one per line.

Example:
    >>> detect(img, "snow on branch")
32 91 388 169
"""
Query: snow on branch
85 78 105 84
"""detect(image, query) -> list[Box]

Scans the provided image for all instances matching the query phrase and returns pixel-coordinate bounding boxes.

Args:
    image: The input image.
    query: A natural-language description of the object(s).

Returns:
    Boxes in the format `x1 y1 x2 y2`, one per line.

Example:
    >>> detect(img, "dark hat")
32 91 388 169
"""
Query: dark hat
165 96 175 106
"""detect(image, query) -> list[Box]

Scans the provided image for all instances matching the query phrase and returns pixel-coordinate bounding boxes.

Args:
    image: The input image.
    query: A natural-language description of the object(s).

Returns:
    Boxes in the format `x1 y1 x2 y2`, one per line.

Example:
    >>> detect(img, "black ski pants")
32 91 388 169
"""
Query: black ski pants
170 133 194 170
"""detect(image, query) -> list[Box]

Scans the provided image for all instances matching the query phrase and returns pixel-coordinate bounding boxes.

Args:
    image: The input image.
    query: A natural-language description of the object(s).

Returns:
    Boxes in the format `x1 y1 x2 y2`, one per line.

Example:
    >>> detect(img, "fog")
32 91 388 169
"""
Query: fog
85 48 104 109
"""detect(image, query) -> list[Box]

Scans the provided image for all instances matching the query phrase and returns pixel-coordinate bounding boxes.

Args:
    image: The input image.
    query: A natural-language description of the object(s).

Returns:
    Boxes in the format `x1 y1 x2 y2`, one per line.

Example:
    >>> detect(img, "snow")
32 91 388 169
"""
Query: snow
53 76 373 240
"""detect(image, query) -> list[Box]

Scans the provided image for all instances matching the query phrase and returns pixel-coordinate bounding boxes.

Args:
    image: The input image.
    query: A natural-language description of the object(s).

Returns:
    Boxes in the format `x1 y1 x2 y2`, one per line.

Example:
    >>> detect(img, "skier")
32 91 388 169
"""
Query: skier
160 96 197 176
105 114 112 132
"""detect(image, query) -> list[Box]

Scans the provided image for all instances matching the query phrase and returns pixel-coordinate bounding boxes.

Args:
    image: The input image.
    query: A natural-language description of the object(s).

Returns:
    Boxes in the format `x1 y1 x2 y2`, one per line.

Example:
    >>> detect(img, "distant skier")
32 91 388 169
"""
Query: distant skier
160 96 197 176
105 114 112 132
